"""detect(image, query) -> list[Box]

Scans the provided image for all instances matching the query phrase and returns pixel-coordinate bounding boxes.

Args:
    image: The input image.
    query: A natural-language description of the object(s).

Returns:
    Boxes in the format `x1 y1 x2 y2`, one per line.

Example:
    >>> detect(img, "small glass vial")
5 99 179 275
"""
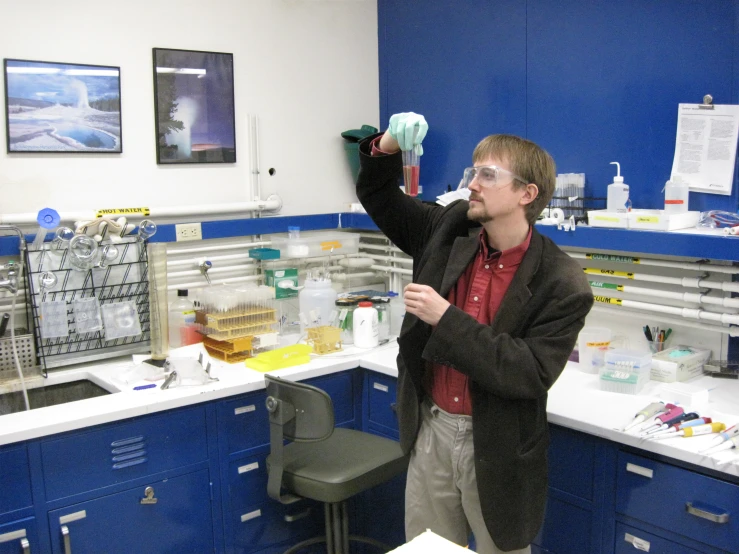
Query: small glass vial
370 297 390 341
335 297 358 345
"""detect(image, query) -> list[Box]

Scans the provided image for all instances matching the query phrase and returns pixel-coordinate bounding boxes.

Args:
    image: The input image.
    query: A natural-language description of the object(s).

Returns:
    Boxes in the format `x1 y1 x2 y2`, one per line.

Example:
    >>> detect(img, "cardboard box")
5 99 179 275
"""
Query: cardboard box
650 345 711 382
265 268 299 299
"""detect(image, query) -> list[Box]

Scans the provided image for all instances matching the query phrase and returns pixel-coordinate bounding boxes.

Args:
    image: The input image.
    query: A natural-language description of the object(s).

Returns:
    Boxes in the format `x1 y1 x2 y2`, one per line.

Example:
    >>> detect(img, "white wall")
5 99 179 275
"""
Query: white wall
0 0 379 218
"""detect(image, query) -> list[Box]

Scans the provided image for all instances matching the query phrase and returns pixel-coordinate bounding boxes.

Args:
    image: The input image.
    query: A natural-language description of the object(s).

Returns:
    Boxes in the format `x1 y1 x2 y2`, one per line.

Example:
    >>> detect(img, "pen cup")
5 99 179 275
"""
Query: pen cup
647 340 670 354
577 327 612 374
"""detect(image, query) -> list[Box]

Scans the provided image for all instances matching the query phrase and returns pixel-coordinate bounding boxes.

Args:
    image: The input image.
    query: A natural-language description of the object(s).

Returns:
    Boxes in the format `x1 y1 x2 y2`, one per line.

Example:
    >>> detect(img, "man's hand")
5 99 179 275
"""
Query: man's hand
403 283 450 326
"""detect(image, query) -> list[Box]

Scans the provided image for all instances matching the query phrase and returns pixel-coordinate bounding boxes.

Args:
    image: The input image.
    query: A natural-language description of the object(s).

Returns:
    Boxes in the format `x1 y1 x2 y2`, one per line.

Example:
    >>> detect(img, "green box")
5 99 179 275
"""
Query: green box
265 268 299 299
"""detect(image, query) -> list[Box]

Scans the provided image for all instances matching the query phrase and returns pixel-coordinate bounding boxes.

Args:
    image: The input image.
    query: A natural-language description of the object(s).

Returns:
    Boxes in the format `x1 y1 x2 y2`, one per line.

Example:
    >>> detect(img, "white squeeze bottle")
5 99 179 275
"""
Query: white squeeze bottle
664 175 689 214
168 289 196 348
607 162 630 212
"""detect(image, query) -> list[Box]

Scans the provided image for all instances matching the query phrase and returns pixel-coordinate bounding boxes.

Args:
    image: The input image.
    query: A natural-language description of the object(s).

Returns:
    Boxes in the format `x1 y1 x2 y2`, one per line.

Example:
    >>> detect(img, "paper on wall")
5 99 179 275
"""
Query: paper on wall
670 103 739 196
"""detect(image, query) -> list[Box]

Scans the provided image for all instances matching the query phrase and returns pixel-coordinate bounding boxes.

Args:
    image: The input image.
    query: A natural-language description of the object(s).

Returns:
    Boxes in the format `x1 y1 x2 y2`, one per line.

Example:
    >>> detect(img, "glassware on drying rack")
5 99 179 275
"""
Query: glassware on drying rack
68 235 100 271
137 219 157 241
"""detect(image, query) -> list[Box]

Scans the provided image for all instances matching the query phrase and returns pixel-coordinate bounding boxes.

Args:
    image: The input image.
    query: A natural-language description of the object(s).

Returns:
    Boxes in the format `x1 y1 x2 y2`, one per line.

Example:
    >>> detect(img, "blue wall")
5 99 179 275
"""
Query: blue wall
378 0 739 213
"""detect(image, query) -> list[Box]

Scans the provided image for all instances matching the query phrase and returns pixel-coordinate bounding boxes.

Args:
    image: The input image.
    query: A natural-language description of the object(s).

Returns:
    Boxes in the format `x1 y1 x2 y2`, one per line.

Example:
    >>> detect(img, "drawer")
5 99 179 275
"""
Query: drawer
229 450 270 513
41 405 208 500
0 445 32 516
367 372 398 432
220 390 271 454
231 499 323 553
616 451 739 552
0 517 38 554
614 522 706 554
548 426 595 501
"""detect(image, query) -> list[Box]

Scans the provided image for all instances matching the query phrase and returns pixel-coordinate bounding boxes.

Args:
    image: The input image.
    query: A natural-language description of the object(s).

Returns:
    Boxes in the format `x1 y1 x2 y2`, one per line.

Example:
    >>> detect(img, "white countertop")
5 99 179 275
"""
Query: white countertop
2 340 738 479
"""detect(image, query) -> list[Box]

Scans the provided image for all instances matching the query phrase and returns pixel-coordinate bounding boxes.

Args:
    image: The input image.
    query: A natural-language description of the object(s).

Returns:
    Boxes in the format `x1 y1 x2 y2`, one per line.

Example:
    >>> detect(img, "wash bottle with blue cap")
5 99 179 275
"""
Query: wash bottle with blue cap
607 162 630 212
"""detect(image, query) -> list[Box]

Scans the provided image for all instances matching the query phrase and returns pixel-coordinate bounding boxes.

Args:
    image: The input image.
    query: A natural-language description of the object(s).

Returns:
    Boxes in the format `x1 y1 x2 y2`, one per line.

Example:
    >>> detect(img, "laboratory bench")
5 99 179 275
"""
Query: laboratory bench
1 343 738 554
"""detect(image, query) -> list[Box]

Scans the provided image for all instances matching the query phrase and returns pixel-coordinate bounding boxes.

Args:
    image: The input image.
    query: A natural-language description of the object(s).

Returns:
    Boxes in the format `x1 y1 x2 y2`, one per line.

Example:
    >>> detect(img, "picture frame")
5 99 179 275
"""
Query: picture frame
152 48 236 164
3 58 122 153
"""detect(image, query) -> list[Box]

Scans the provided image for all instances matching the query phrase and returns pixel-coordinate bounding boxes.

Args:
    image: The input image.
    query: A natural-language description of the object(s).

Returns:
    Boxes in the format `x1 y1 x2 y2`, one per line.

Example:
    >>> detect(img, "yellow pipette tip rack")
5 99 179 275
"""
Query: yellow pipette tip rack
245 344 313 372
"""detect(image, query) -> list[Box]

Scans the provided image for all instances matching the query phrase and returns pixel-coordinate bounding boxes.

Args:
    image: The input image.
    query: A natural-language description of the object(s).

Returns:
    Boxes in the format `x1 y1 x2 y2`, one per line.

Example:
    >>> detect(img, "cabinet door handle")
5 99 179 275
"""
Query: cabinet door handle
390 402 397 414
21 537 30 554
686 501 730 524
0 529 26 544
625 463 653 479
284 508 311 522
61 525 72 554
624 532 650 552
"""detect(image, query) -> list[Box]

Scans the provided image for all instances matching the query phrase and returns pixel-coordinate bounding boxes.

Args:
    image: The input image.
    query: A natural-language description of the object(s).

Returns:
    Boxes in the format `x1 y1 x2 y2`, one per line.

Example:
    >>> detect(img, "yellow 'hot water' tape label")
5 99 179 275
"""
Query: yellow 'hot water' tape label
96 207 151 217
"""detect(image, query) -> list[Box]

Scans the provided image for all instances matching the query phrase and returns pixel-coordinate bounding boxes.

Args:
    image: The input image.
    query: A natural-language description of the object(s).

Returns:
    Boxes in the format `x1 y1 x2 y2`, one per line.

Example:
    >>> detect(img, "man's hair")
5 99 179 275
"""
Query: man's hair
472 134 556 225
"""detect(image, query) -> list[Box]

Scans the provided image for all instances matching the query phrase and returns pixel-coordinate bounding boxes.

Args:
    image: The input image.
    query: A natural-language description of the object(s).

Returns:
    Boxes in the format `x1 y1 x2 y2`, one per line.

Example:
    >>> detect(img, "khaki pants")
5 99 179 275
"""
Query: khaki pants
405 400 531 554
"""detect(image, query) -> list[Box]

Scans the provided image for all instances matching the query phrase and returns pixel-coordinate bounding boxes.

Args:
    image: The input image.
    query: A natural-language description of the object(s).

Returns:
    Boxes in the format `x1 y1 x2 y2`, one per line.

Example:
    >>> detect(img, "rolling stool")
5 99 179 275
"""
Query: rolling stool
264 374 409 554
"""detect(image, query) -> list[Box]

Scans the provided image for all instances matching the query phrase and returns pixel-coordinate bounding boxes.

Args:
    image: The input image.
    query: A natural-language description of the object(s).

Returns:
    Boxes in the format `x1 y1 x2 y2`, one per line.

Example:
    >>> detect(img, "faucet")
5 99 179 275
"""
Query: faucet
0 267 18 294
160 370 178 390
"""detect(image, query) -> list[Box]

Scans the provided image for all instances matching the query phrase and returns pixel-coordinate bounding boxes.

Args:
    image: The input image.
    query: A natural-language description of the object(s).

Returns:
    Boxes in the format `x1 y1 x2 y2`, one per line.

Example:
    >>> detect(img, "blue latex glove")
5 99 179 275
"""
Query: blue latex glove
388 112 428 155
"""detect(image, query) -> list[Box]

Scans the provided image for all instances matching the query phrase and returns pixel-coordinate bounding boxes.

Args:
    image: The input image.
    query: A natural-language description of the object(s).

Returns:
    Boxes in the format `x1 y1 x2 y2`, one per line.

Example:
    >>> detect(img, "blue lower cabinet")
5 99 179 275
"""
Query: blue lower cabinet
307 371 355 426
0 446 32 518
614 523 707 554
365 371 399 438
0 517 38 554
534 493 593 553
230 499 323 554
356 471 407 551
616 452 739 552
47 469 214 554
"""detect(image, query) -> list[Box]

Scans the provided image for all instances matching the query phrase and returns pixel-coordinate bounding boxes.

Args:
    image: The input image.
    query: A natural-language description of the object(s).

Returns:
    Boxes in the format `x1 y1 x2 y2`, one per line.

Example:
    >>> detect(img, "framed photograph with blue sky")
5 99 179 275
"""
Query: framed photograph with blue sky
153 48 236 164
3 58 122 153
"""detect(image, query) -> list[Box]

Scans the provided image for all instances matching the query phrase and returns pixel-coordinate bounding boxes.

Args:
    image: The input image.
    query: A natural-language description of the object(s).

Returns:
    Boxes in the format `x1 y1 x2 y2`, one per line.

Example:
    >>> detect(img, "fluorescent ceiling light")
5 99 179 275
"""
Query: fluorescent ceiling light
6 67 118 76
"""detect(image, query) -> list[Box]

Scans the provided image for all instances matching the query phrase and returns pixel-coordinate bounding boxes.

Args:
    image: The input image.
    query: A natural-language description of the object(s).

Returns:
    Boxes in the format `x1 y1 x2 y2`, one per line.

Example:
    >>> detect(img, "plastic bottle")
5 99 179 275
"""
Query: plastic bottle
353 301 379 348
335 297 358 345
168 289 196 348
298 278 338 333
664 175 689 214
388 291 405 336
286 226 309 257
370 297 390 341
606 162 630 213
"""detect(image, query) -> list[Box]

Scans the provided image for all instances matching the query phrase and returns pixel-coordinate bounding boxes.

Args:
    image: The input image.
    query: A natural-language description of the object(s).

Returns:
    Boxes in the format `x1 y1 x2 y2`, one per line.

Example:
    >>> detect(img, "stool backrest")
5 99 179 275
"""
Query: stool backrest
265 374 335 442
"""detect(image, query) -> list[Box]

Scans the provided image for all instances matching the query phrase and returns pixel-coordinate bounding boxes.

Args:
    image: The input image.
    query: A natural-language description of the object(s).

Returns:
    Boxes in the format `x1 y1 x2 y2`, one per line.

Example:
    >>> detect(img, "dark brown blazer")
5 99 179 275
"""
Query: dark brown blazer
356 134 594 551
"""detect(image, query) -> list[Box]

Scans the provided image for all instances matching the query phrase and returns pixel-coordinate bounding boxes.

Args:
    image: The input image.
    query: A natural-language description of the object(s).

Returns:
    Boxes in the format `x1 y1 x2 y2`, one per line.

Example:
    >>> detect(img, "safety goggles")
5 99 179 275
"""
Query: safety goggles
459 165 528 189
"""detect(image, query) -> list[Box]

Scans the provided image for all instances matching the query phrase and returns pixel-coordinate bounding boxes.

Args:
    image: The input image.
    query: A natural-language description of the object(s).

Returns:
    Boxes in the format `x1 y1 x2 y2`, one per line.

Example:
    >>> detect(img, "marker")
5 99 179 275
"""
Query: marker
651 422 725 440
133 383 156 390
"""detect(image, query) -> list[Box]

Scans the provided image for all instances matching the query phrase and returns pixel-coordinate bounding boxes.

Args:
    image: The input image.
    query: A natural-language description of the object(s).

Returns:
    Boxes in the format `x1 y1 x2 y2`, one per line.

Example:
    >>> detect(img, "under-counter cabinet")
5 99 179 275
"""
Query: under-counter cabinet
0 445 37 554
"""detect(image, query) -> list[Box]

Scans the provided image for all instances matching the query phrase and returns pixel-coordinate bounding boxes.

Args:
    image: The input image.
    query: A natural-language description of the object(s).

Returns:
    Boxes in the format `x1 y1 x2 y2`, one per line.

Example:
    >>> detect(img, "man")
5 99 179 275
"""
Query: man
356 113 593 553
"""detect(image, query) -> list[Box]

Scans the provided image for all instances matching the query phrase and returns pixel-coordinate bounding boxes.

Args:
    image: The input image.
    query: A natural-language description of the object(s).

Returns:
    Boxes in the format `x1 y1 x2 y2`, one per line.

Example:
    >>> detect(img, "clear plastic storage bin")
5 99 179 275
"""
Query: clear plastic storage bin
271 231 360 259
600 349 651 394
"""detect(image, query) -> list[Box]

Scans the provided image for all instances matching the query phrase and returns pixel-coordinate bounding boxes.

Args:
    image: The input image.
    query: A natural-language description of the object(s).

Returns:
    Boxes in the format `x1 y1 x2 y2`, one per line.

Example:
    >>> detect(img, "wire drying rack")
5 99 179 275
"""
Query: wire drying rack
24 236 151 374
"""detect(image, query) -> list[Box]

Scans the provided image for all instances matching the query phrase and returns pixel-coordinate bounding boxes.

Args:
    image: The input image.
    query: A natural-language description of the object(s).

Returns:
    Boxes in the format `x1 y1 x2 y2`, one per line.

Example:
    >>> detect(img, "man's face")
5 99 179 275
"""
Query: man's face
466 157 527 224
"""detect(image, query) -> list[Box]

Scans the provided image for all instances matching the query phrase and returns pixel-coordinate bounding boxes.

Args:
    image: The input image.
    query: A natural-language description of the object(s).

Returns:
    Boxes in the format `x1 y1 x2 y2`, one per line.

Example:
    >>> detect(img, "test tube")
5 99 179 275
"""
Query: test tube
401 127 421 197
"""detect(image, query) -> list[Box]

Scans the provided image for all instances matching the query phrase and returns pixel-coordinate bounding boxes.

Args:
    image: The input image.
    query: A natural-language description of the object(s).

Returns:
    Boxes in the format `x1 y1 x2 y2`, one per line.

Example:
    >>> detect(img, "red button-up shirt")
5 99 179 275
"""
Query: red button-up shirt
426 227 532 415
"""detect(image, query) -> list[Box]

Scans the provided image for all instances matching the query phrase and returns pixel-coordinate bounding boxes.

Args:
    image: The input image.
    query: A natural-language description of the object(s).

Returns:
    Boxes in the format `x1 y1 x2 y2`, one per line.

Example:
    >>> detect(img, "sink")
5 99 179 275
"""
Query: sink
0 380 113 415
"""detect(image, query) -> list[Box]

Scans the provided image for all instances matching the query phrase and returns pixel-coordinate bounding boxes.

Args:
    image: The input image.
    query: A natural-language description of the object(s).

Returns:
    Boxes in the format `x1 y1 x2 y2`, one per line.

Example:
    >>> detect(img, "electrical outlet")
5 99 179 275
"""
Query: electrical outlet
175 223 202 242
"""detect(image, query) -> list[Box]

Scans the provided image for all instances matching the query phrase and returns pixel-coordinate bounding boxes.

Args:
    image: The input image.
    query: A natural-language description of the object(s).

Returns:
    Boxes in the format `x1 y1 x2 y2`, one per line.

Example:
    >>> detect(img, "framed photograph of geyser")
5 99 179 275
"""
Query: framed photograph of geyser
152 48 236 164
4 58 122 153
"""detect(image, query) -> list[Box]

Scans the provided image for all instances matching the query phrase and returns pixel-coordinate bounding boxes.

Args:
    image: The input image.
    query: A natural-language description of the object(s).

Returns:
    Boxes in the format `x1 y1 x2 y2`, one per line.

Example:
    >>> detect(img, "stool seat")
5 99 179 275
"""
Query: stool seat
269 428 407 503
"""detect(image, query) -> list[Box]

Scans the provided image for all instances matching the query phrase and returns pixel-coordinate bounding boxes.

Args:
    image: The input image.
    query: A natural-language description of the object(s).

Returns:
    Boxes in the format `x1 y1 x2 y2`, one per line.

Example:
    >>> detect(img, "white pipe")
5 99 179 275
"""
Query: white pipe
360 243 405 254
370 264 413 276
589 304 739 337
331 271 378 281
363 253 414 265
167 264 257 279
0 199 282 226
617 298 739 325
570 252 739 275
168 275 260 291
338 258 376 268
167 254 257 267
583 267 739 292
166 240 271 255
591 283 739 309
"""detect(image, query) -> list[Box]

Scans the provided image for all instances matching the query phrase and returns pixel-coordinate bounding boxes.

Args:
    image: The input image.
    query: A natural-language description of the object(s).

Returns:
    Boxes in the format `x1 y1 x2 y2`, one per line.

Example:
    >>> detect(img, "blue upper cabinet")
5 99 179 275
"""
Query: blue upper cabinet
378 0 739 211
527 0 738 213
378 0 528 199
